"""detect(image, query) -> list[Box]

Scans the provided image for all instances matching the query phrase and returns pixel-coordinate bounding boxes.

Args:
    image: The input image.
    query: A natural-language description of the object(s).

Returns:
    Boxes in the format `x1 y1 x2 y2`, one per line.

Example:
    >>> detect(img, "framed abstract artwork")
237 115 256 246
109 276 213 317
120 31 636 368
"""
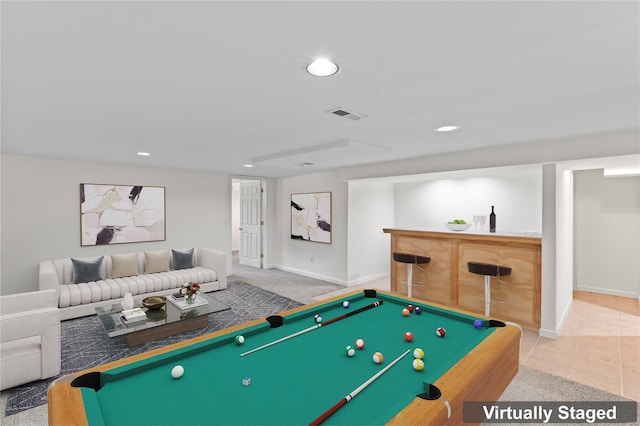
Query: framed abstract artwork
291 192 332 244
80 184 166 246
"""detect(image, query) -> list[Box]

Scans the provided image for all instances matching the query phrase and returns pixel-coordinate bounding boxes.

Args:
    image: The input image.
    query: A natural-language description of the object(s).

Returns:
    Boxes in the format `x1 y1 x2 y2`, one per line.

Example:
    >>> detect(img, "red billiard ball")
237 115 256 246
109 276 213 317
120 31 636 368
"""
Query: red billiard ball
404 331 414 342
435 327 446 337
355 338 365 349
406 304 414 313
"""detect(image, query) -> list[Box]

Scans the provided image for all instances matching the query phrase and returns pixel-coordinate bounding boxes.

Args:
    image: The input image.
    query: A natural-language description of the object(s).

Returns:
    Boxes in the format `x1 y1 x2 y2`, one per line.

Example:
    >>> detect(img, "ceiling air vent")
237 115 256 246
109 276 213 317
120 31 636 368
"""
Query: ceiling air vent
327 107 367 121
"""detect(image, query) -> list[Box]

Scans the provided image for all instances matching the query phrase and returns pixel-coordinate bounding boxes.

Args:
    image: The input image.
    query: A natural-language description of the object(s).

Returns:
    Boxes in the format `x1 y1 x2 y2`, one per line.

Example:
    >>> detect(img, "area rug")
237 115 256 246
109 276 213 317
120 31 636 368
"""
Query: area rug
4 280 302 416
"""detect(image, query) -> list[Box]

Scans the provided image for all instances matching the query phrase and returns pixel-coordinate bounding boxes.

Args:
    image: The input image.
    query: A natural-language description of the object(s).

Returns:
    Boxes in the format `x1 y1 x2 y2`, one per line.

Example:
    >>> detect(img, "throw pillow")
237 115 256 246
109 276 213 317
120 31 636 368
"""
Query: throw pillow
171 248 194 270
71 256 104 283
111 253 139 278
144 251 170 273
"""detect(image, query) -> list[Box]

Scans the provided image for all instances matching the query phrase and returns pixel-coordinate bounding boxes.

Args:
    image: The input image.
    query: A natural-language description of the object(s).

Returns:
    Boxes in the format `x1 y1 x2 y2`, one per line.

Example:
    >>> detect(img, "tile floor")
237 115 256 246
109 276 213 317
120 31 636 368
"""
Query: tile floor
315 280 640 402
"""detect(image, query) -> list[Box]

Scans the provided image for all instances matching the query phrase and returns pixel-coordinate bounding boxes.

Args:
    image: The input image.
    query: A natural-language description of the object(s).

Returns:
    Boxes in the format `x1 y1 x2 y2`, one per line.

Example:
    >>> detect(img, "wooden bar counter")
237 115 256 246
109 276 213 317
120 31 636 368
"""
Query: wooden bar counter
383 228 542 329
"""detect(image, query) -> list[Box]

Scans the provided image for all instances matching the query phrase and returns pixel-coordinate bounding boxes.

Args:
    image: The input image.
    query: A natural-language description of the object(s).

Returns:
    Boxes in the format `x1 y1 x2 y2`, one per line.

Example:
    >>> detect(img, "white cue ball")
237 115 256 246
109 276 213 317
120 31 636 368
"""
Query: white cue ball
171 365 184 379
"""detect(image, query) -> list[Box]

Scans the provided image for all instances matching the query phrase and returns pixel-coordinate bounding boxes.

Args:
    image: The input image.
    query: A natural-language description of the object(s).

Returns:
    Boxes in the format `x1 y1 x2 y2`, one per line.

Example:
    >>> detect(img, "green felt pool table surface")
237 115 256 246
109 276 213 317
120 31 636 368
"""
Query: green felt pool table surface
49 290 521 425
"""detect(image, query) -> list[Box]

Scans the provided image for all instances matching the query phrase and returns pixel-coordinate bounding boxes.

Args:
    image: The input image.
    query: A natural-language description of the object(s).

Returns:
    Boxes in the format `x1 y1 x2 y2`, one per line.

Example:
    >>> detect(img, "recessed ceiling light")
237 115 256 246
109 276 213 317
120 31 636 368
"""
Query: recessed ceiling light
435 125 460 132
243 164 254 168
137 152 151 156
306 58 339 77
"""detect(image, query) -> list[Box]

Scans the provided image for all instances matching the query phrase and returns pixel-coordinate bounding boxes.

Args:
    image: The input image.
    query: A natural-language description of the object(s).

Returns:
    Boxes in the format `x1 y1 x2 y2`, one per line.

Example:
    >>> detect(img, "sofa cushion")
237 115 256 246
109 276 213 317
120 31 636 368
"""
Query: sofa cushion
144 251 169 273
71 257 104 283
172 249 194 270
111 253 139 278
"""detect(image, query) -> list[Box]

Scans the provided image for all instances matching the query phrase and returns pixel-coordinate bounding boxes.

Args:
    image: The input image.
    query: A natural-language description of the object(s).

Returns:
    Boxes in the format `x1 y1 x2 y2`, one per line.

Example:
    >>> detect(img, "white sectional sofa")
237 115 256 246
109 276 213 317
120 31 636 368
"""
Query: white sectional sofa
0 289 61 391
39 248 227 321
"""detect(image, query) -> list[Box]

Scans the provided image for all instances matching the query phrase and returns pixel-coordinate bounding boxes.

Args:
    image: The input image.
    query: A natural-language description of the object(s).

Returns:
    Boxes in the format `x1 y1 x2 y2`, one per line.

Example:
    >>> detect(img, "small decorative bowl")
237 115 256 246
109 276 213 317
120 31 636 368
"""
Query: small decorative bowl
445 223 471 231
142 296 166 310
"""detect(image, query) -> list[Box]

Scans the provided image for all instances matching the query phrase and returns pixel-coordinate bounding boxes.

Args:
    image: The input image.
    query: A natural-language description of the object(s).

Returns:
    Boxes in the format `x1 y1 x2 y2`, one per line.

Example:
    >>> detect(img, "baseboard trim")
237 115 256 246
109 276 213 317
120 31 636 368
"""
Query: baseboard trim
576 285 639 299
539 327 558 339
272 265 347 286
346 272 389 286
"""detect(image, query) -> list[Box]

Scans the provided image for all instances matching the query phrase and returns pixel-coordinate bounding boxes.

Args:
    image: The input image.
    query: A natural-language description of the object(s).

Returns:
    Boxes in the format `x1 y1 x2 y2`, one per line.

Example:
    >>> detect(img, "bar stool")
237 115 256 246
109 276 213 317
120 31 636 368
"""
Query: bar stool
467 262 512 316
393 253 430 298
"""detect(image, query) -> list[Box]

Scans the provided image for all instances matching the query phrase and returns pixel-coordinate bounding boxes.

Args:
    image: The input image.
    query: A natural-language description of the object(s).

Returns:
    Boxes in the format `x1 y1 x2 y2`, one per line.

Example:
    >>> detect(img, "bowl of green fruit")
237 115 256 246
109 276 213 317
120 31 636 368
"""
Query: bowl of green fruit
445 219 471 231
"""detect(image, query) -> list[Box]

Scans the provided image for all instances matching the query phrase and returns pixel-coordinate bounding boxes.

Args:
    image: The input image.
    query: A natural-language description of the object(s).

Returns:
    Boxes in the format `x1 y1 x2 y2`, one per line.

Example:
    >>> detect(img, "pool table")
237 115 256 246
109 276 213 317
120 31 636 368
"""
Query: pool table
48 289 521 425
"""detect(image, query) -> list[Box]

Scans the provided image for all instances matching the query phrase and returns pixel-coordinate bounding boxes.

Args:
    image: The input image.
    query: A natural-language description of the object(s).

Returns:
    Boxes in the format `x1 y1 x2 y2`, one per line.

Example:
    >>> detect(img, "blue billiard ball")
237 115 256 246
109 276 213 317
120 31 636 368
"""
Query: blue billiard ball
414 306 422 315
473 319 484 329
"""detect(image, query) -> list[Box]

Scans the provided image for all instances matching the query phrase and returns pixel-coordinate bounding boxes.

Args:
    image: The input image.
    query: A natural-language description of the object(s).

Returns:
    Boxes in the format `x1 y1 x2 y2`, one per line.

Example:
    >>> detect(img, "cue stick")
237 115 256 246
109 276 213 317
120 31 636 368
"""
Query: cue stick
240 300 383 357
309 349 412 426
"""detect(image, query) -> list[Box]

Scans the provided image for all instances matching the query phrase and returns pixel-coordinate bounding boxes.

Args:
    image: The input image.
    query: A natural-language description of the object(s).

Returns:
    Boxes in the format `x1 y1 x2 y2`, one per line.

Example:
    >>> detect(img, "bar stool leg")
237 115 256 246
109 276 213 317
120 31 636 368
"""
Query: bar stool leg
484 275 491 316
407 264 413 298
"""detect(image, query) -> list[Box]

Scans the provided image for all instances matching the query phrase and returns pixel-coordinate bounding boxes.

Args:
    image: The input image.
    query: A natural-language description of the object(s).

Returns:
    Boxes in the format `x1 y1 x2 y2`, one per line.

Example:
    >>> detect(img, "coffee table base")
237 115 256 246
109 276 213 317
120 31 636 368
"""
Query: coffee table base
123 315 209 347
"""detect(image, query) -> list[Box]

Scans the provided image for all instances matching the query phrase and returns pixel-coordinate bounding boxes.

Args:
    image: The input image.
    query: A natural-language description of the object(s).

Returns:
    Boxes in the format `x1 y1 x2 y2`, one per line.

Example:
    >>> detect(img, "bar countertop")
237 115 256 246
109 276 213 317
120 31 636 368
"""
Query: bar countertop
383 227 542 243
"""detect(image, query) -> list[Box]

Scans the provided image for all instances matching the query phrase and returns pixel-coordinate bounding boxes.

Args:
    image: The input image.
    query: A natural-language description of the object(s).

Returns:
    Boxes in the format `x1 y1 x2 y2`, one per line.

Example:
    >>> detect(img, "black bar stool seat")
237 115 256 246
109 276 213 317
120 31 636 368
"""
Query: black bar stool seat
467 262 511 277
467 262 512 316
393 253 430 298
393 253 431 265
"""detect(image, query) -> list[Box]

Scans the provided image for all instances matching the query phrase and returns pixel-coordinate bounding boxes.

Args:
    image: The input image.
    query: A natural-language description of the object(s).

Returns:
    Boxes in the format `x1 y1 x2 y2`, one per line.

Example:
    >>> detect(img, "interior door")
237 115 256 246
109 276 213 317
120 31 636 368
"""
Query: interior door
239 181 262 268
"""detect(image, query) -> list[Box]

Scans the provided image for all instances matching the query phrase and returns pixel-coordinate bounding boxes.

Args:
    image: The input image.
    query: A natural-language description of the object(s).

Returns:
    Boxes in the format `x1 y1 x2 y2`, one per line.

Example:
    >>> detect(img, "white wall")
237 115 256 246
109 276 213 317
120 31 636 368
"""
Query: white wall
574 169 640 298
347 181 395 285
555 167 575 335
0 154 231 295
277 171 348 285
394 167 542 233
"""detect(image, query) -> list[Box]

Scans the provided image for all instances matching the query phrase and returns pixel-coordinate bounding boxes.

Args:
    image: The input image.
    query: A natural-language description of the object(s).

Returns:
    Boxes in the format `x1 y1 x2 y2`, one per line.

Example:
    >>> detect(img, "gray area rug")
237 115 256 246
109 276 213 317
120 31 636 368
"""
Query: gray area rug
5 280 302 416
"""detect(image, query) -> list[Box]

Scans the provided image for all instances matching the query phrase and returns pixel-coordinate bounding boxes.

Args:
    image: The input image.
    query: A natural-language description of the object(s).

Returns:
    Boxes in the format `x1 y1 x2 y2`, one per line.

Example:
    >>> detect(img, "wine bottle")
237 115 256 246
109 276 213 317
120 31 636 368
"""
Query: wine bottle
489 206 496 233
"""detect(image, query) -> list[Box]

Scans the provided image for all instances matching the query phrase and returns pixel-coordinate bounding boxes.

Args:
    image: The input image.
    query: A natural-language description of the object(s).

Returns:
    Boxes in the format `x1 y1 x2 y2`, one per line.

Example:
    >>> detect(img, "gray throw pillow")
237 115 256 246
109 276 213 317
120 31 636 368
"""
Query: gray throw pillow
71 256 104 283
172 249 194 270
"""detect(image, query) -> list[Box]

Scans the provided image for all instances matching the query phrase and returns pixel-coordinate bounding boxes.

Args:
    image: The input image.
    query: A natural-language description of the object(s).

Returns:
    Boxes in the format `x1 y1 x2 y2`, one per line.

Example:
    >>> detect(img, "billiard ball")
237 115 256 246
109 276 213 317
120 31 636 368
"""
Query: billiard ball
355 338 365 349
404 331 414 342
235 335 245 345
342 300 350 308
406 304 414 313
242 377 251 386
473 319 484 329
412 359 425 371
372 352 384 364
413 348 425 359
414 306 422 315
435 327 446 337
314 314 322 324
402 308 410 317
171 365 184 379
345 345 356 357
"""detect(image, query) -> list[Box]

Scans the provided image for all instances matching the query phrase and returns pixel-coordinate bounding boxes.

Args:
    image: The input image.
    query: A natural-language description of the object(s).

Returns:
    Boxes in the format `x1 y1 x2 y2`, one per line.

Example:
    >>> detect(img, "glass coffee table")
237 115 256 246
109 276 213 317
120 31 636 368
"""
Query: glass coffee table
95 293 228 347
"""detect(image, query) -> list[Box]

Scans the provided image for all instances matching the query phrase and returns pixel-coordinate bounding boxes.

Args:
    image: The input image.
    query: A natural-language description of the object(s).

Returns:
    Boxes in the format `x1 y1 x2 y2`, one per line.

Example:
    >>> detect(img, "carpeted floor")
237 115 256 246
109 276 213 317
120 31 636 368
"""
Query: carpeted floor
5 280 302 416
487 366 639 425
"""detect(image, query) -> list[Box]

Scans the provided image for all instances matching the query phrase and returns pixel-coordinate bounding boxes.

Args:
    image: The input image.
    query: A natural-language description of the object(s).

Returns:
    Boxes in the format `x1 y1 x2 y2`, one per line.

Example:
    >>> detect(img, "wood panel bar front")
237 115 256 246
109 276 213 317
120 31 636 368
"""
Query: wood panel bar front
384 228 542 329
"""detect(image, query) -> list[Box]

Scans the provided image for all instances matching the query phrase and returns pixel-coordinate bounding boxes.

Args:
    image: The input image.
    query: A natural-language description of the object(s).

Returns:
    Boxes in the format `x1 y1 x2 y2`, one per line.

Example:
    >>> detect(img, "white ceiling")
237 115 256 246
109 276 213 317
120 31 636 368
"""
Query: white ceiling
2 1 639 178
